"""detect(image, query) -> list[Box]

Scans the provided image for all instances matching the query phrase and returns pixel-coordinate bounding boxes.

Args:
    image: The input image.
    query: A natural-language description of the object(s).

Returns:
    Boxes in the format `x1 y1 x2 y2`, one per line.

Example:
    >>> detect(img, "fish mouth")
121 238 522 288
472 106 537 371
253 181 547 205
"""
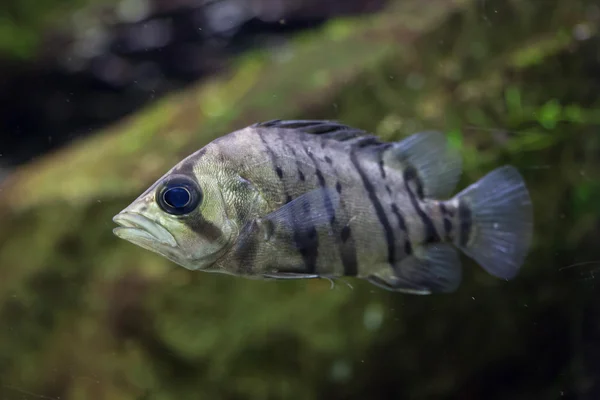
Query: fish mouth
113 212 177 248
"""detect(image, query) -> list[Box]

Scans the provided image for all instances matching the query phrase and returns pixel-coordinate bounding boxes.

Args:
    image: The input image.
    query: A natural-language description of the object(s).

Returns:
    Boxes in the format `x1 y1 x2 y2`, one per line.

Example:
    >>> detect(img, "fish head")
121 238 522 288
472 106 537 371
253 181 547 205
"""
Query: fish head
112 145 255 272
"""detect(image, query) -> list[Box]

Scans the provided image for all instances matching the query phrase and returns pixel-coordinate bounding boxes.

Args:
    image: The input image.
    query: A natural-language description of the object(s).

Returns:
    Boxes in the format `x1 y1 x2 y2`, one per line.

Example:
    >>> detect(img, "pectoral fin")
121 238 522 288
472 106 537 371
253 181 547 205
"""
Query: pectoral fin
234 187 341 276
257 187 340 244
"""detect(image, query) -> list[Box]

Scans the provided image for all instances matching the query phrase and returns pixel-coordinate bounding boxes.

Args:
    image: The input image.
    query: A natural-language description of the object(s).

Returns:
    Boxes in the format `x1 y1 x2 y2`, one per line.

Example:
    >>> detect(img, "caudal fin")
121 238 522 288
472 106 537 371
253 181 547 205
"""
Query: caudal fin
453 166 533 280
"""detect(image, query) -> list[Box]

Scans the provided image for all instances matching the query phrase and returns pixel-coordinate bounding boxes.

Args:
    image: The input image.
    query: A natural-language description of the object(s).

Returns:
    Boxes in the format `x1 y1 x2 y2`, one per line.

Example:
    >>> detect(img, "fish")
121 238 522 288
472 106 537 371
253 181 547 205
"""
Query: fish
112 120 533 294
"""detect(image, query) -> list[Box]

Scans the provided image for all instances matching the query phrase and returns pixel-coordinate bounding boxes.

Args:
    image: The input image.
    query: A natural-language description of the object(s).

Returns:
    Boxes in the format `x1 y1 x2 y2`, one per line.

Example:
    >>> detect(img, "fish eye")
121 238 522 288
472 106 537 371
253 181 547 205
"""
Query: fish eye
157 175 202 215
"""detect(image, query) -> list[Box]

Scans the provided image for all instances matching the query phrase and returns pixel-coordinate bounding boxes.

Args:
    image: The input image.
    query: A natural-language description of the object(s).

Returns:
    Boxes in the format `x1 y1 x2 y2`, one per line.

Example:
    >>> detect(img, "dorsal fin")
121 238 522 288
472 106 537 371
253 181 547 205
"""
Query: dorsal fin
253 122 461 199
384 131 463 199
253 119 375 142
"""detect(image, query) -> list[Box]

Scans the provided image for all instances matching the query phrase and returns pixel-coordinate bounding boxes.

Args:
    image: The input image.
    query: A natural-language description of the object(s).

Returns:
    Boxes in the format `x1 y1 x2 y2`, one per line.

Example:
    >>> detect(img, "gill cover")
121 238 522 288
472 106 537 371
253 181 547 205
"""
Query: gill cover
113 149 244 271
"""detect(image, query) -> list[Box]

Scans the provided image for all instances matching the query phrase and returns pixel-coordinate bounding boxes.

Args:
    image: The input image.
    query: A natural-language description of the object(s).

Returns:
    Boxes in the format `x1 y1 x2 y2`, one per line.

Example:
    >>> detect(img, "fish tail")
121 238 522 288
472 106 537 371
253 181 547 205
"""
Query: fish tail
452 166 533 280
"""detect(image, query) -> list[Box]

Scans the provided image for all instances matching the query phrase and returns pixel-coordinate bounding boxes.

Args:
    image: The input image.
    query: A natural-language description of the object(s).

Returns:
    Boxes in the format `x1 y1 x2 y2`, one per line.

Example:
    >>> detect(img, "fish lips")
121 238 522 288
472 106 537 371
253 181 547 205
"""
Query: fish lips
113 212 177 248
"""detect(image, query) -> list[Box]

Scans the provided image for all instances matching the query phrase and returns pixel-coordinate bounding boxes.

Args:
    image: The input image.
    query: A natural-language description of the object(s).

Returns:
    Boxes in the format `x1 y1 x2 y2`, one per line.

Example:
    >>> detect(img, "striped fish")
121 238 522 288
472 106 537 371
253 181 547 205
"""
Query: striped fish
113 120 533 294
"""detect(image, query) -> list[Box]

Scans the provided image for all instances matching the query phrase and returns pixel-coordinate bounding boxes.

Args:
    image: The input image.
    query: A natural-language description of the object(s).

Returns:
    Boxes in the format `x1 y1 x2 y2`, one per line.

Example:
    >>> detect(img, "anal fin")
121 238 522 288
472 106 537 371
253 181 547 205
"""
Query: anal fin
367 243 462 294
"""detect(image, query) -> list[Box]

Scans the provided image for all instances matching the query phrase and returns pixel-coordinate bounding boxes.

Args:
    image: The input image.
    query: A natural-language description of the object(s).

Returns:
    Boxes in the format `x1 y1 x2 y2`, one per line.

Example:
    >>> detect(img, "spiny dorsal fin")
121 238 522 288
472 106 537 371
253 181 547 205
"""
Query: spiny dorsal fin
253 119 374 142
254 122 462 198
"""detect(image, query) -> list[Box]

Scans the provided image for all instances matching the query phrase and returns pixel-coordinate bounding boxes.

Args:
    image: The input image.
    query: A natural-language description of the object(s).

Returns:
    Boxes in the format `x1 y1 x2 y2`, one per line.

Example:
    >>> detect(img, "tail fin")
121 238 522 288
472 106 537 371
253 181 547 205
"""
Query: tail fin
453 166 533 280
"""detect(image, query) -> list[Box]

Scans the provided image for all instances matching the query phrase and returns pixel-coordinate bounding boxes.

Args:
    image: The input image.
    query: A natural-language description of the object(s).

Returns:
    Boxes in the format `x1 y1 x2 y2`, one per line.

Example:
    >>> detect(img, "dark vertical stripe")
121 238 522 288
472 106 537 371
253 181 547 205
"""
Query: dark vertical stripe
289 186 318 274
292 213 319 274
232 178 253 224
350 147 396 265
278 130 320 274
391 203 412 257
391 204 406 231
174 160 199 177
263 130 317 274
440 201 454 218
404 240 412 255
283 131 318 273
443 218 453 236
258 131 280 179
185 218 224 241
320 174 336 224
341 225 351 242
314 136 358 277
458 200 472 247
233 220 259 275
296 188 318 273
289 146 306 183
301 137 336 227
403 165 425 199
340 225 358 276
179 151 223 240
379 158 386 179
291 136 323 274
403 167 440 244
376 143 391 179
439 202 454 238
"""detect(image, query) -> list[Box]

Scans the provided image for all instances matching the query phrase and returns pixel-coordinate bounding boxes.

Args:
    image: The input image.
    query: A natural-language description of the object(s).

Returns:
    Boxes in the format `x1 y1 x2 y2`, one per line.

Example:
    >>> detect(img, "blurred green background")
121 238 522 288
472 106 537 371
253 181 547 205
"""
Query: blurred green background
1 0 600 399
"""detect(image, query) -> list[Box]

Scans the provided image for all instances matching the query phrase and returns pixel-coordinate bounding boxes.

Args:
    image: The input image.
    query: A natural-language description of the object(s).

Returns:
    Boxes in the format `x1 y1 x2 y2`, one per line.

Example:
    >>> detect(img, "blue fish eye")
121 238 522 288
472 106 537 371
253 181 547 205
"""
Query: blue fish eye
163 187 191 209
157 175 202 215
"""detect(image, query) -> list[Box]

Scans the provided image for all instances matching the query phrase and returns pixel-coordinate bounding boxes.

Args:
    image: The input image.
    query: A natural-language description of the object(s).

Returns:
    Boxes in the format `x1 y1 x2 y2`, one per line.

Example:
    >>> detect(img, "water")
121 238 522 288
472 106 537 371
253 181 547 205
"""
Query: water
0 0 599 399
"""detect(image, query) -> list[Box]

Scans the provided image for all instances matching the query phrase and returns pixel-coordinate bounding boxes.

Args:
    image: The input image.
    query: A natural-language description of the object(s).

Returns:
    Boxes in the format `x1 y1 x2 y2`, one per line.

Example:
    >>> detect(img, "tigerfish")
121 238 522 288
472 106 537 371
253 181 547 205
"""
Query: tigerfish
112 120 533 294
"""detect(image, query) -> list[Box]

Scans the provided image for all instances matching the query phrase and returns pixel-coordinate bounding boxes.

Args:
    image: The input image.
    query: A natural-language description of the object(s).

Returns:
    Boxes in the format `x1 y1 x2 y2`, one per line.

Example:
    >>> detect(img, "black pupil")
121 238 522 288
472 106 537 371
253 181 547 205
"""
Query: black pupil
163 187 191 209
